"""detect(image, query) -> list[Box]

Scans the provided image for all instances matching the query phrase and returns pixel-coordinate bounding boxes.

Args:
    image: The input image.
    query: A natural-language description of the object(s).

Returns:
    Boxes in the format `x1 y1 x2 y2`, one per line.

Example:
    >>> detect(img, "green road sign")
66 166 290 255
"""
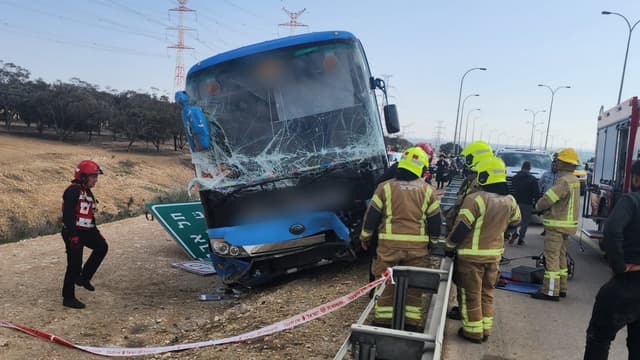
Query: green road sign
147 202 210 261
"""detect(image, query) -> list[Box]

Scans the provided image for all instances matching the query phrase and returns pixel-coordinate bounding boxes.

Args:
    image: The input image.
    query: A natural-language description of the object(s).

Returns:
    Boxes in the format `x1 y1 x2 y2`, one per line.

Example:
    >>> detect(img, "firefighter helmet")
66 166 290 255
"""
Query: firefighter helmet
556 147 580 166
398 147 429 177
461 140 494 169
74 160 103 180
475 156 507 186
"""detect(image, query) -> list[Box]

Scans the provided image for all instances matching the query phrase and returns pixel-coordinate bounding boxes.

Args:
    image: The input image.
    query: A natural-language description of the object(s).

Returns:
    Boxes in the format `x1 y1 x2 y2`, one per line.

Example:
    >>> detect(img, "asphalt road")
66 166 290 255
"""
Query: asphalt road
442 222 628 360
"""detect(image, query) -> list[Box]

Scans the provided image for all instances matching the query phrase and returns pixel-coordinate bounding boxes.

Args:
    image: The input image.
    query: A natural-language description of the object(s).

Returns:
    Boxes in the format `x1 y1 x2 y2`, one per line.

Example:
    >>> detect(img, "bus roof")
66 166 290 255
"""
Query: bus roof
187 31 356 77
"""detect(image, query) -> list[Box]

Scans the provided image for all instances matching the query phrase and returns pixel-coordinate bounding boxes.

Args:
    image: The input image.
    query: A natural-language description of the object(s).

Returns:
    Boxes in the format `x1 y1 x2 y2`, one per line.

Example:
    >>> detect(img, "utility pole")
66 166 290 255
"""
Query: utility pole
278 7 308 35
434 121 445 152
168 0 195 91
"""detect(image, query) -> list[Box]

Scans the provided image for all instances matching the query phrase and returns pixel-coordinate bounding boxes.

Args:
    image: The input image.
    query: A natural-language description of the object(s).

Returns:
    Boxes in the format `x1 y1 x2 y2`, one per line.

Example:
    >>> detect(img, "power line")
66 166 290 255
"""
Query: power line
0 22 169 58
0 0 168 42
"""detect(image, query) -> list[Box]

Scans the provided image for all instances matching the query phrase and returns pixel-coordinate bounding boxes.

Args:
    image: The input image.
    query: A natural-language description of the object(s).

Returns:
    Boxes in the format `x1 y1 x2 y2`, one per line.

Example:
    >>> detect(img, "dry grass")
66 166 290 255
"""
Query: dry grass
0 134 196 243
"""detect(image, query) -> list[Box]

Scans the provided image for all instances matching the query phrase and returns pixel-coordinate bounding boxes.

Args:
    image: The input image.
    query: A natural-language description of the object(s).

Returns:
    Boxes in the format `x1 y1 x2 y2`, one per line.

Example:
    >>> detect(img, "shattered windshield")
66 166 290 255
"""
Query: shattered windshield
185 40 385 191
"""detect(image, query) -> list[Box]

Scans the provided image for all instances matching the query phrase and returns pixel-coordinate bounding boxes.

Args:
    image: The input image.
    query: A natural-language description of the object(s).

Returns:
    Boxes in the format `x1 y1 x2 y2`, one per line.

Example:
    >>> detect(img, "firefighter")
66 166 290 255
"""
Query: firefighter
61 160 109 309
445 156 521 343
360 146 442 330
531 148 580 301
377 143 433 184
445 140 494 320
444 140 494 229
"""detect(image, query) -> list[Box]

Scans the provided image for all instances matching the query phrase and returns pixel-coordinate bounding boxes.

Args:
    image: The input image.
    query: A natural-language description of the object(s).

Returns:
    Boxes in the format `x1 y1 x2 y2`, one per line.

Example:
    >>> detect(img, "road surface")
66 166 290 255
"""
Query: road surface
442 222 627 360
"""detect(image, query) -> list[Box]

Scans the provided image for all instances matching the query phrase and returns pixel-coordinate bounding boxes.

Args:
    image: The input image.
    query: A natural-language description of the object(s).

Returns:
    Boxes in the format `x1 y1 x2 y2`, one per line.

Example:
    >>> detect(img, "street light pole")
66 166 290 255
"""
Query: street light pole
459 94 480 150
538 84 570 151
602 11 640 104
464 108 481 147
524 108 546 149
454 67 486 155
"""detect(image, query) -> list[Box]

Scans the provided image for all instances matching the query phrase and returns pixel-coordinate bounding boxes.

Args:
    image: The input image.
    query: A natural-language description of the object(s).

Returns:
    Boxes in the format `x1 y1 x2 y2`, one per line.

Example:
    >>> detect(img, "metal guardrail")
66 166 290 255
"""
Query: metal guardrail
334 259 454 360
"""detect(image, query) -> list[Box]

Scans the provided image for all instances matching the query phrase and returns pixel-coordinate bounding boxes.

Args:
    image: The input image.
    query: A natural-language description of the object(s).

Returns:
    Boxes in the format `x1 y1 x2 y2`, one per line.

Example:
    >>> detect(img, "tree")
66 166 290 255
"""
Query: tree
0 61 31 130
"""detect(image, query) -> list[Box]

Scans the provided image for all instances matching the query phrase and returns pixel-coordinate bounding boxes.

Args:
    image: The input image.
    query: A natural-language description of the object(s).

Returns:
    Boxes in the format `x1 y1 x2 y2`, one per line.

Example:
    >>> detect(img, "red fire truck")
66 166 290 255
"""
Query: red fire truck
583 96 640 241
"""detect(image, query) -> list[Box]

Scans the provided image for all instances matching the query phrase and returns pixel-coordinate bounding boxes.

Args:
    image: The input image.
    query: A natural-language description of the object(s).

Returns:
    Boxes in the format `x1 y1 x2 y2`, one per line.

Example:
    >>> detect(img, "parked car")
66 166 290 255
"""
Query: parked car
495 148 553 186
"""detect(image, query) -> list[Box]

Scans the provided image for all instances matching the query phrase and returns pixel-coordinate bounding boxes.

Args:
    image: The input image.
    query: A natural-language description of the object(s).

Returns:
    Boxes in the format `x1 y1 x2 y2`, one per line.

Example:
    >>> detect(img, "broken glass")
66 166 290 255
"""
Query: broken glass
184 40 386 193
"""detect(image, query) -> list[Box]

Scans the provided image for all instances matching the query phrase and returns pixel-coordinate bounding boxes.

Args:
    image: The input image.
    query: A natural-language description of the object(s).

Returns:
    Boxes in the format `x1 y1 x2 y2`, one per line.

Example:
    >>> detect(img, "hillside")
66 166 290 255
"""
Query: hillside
0 134 195 242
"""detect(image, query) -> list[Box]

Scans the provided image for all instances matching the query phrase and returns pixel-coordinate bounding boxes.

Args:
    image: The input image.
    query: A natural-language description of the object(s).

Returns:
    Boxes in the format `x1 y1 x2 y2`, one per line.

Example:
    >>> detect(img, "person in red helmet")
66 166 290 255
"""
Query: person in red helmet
60 160 108 309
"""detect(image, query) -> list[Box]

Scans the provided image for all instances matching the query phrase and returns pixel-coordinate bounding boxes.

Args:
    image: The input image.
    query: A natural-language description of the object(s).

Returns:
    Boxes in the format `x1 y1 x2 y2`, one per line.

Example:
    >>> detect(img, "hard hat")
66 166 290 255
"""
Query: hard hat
74 160 103 181
461 140 494 169
398 147 429 177
556 148 580 165
416 143 434 159
475 156 507 186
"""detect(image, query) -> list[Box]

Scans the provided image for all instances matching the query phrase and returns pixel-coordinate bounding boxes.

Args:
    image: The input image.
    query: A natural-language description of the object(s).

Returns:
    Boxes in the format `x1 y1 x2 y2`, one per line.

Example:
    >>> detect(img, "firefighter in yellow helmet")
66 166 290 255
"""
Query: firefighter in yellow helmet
445 140 494 320
446 140 495 228
445 156 521 343
360 146 443 330
531 148 581 301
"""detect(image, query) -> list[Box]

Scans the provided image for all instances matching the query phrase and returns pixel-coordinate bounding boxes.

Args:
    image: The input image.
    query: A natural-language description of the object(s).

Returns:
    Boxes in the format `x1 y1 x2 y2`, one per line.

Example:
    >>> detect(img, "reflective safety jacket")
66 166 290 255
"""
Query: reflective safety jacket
62 183 98 231
360 178 442 249
535 171 580 235
447 191 521 263
444 176 481 229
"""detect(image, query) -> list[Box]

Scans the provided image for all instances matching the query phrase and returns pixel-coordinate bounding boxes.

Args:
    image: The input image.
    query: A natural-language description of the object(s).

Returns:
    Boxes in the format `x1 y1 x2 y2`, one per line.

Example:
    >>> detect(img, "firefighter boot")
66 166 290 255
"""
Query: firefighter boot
531 292 559 301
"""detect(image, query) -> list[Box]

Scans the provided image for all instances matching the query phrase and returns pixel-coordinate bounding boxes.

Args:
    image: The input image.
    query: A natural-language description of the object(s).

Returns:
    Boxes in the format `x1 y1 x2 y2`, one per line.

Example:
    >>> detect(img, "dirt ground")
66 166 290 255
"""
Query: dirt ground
0 214 374 360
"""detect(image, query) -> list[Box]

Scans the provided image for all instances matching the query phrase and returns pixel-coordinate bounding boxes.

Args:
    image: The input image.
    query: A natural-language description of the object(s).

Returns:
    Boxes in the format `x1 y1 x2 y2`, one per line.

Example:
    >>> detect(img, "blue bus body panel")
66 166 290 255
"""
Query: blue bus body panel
207 211 350 245
187 31 355 76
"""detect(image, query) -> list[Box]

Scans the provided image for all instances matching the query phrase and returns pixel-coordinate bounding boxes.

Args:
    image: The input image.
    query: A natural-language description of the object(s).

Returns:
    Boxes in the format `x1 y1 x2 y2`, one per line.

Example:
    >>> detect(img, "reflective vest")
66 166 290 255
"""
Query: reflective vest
535 172 580 234
451 191 521 262
62 184 97 229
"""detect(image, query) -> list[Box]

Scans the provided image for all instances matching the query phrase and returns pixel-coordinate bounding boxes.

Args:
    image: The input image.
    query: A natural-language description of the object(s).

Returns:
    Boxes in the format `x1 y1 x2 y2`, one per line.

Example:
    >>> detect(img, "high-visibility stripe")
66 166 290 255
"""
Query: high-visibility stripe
460 288 469 323
545 189 560 203
371 194 383 209
471 196 486 252
384 183 392 234
360 230 372 238
559 268 568 277
544 271 561 279
375 305 393 319
543 219 578 228
459 209 475 224
427 201 440 215
379 233 429 242
458 248 504 256
567 182 579 222
545 271 560 296
445 239 456 249
405 312 422 320
405 305 422 313
461 287 483 336
483 317 493 330
420 187 432 236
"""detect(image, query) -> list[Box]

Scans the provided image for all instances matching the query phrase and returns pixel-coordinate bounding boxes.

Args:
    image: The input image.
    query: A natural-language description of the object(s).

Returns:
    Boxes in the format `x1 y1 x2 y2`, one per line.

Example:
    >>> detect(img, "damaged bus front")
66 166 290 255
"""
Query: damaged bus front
177 31 399 286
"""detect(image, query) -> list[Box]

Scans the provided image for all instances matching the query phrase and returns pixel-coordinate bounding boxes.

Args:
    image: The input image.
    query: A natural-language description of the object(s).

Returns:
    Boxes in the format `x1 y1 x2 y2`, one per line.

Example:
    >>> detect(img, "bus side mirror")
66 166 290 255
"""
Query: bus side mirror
384 104 400 134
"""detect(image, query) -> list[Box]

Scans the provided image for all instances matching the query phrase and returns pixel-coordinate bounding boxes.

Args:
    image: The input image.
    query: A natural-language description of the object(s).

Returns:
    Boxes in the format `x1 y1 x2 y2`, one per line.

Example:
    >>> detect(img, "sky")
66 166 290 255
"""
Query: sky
1 0 640 152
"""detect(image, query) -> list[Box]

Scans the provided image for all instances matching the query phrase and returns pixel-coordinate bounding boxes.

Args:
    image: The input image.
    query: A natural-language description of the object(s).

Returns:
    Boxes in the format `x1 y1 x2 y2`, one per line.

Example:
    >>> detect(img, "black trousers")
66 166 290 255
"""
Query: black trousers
62 230 108 299
584 272 640 360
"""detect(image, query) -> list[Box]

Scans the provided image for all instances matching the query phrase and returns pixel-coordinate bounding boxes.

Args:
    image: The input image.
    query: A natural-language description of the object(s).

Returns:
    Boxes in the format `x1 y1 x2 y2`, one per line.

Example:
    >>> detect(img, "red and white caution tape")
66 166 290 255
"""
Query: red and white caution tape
0 269 392 357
